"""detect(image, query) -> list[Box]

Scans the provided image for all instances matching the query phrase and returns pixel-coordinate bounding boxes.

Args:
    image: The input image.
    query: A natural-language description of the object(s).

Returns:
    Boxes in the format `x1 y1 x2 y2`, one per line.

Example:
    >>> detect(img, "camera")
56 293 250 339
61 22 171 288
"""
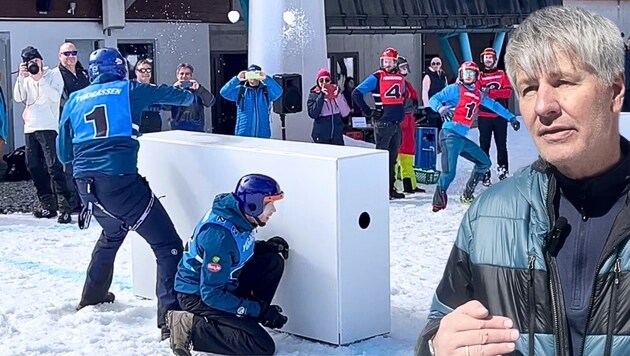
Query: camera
181 80 191 89
26 60 40 75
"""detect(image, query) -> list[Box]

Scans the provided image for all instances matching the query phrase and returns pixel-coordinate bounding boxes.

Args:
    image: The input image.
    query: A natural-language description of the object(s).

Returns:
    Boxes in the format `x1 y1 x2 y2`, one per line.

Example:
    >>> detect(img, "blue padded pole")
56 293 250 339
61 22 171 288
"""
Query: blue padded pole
439 35 460 75
458 32 472 62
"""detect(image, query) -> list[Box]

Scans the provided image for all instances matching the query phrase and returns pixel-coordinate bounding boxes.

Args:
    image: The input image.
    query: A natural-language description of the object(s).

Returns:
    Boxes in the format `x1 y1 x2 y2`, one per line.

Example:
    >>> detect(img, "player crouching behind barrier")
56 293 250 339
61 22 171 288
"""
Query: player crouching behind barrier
167 173 289 356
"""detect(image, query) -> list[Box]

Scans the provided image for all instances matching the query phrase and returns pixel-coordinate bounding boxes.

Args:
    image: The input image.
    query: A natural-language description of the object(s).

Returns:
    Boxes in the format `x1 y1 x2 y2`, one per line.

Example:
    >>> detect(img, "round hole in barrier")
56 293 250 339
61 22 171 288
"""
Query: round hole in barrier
358 212 371 229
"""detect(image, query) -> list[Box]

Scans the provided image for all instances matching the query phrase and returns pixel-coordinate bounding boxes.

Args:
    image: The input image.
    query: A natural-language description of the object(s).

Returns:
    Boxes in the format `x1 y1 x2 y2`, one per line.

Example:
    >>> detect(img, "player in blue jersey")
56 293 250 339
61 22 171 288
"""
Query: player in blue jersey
57 47 195 340
428 61 521 212
168 174 289 356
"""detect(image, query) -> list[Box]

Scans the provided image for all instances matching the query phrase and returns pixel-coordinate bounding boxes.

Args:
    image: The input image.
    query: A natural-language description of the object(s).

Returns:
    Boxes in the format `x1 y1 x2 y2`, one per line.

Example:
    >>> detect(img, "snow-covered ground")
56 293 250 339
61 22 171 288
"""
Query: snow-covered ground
0 127 539 356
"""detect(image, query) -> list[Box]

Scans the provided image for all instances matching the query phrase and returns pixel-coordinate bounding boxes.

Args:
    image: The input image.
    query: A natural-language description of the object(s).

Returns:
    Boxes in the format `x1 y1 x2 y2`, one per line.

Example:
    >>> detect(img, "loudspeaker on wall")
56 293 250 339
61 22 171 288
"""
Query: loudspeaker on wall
273 73 302 114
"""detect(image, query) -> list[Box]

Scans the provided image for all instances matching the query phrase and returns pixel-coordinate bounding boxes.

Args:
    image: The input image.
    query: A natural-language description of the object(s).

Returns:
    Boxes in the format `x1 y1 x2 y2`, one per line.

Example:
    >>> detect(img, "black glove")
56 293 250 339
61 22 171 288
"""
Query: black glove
510 117 521 131
259 304 288 329
255 236 290 260
370 107 384 120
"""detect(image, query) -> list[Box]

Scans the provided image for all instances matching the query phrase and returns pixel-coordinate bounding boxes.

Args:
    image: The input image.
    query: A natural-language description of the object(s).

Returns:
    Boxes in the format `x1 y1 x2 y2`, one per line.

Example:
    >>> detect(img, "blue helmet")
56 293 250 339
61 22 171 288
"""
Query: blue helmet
88 47 127 82
234 174 283 217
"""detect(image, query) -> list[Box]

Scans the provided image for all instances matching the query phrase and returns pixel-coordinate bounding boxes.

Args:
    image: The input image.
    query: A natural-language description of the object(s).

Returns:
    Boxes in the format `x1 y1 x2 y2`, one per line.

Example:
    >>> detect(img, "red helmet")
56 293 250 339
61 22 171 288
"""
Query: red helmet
480 48 497 67
380 47 398 72
381 47 399 60
458 61 480 83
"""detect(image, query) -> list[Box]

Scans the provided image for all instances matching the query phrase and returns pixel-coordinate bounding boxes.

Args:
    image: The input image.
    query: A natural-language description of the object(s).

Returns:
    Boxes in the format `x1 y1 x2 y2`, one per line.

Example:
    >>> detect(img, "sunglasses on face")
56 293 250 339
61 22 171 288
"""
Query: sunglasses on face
136 68 152 74
62 51 78 57
431 62 441 66
318 77 331 84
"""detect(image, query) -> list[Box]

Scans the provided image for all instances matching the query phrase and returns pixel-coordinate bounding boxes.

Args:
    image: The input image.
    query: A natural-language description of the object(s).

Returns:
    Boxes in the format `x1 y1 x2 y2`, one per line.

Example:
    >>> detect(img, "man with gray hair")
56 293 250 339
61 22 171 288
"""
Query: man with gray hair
416 6 627 356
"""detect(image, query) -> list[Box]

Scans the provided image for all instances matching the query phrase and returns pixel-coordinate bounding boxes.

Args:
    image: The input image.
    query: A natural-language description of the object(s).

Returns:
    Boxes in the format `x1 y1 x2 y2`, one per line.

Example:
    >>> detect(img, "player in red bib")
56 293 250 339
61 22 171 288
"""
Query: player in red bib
477 48 514 186
396 56 426 194
353 47 408 199
428 61 521 212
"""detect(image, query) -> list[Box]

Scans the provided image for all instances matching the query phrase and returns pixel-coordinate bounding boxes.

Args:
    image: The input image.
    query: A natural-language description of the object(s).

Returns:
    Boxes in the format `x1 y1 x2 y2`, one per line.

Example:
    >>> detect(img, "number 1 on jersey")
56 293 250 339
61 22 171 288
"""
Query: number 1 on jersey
84 105 109 138
465 102 477 120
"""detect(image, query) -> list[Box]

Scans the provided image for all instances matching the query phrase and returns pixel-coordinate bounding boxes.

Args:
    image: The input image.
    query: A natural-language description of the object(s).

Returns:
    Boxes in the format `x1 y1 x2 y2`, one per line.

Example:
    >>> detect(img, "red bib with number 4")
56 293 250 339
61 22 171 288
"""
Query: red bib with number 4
453 84 481 127
375 70 406 106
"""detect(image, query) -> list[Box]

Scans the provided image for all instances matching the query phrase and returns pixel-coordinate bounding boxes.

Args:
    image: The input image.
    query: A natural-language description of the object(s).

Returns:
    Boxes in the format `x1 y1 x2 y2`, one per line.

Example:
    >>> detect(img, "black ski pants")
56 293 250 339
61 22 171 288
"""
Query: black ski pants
178 251 285 356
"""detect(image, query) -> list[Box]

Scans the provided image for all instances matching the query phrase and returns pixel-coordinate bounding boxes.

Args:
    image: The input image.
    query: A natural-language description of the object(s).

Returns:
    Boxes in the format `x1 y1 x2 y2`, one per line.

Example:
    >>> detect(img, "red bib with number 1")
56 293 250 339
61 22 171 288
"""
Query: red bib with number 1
453 85 481 127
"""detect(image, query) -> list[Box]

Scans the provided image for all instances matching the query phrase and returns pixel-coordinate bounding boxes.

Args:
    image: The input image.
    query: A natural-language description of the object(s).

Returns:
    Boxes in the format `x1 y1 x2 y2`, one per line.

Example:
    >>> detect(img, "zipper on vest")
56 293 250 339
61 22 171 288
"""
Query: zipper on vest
580 239 629 356
528 255 536 356
604 257 622 356
544 175 568 356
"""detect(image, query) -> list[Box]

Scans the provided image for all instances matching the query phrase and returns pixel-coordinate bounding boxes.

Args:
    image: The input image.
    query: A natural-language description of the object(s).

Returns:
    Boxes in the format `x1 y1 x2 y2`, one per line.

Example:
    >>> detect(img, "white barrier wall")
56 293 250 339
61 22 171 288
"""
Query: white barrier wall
132 131 391 345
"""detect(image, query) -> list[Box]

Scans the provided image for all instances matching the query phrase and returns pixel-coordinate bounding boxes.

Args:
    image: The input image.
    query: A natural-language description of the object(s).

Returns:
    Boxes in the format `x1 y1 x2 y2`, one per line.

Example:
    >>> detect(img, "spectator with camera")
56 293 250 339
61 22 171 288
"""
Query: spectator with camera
219 64 283 138
169 63 215 132
134 59 163 133
307 68 350 145
55 42 89 213
13 46 72 223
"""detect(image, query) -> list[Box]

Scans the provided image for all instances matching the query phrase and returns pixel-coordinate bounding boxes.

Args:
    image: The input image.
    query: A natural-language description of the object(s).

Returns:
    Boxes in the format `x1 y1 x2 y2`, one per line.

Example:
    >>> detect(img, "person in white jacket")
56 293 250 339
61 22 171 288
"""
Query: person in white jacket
13 46 71 223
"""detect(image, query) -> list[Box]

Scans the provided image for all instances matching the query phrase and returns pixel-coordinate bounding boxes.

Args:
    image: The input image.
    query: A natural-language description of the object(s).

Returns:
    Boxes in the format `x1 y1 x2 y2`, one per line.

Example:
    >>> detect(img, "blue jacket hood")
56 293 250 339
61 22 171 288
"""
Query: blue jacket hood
211 193 255 232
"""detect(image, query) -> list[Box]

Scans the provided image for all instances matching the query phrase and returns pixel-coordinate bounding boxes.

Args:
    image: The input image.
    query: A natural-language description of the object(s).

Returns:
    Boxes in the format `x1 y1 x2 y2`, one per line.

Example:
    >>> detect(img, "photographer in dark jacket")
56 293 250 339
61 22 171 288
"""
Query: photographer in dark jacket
307 68 351 145
170 63 215 132
55 42 89 212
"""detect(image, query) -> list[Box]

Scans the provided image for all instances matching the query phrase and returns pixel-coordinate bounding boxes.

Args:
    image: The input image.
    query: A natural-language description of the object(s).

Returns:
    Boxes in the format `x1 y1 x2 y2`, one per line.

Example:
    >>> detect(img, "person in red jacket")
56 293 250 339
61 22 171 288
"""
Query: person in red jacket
396 56 426 193
477 48 514 186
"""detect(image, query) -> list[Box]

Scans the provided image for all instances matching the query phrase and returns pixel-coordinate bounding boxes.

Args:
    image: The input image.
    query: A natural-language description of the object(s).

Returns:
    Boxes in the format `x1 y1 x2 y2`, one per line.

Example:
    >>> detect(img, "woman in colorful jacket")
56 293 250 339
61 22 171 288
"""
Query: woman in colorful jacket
307 68 351 145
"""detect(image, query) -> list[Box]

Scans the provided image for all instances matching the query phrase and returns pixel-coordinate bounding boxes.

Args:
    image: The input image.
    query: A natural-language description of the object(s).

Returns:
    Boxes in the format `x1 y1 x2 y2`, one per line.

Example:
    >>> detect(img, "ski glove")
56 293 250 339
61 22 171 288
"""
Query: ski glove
510 116 521 131
259 304 288 329
438 105 453 122
370 107 384 120
255 236 290 260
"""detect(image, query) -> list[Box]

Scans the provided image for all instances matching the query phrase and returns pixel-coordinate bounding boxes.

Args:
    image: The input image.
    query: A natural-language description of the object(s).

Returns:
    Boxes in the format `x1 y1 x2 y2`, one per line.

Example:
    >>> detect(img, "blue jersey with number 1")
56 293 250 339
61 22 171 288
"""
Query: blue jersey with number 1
71 80 133 144
58 75 194 177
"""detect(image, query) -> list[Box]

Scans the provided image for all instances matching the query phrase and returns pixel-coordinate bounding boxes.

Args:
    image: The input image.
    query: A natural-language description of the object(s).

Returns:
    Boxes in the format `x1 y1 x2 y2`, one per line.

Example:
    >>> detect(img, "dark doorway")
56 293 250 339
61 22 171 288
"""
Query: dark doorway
212 52 248 135
118 41 156 83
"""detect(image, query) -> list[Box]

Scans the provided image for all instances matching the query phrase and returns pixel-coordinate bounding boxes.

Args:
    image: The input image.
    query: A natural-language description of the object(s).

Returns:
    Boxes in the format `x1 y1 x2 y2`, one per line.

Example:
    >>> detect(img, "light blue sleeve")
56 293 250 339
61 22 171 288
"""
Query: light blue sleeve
428 84 460 112
219 76 243 102
355 75 378 94
480 94 516 121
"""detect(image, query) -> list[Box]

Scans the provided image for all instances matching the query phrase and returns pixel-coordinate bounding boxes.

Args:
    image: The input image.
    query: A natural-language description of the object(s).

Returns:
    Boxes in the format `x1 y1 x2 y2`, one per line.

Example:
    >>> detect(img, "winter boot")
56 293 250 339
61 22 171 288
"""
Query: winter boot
432 188 448 212
402 178 427 193
498 165 509 181
461 173 482 204
34 208 57 219
58 211 72 224
161 325 170 341
390 190 405 200
76 292 116 311
167 310 194 356
481 171 492 187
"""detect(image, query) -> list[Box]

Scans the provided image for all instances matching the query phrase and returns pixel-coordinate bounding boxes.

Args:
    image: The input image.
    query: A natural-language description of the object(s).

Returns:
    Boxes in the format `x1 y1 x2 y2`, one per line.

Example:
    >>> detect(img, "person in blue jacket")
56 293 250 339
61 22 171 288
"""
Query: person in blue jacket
57 47 194 340
219 64 283 138
167 173 289 356
429 61 521 212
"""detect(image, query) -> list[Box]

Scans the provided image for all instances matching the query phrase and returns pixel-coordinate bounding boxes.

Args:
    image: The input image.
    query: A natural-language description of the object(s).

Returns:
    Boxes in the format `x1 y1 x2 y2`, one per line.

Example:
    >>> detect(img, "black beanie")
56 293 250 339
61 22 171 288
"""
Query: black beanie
21 46 43 63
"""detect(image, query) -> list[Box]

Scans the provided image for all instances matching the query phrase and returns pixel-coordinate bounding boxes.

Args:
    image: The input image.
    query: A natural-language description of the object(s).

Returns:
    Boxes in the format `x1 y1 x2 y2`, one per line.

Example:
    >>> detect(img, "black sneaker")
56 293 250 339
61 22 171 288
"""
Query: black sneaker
34 208 57 219
389 190 405 200
58 211 72 224
76 292 116 311
498 166 509 181
482 172 492 187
